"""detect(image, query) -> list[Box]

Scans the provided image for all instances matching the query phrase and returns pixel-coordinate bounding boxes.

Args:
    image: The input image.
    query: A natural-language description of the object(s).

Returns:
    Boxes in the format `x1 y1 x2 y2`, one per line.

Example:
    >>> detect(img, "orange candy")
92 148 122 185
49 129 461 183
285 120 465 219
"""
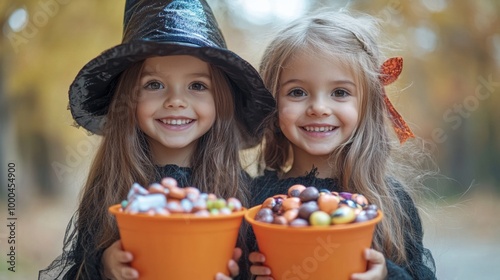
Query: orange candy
317 194 340 214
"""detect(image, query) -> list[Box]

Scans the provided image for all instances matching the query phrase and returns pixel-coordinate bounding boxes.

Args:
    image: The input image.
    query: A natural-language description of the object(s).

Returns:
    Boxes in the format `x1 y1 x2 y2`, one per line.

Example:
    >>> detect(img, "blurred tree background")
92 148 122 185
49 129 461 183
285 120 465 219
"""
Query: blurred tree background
0 0 499 279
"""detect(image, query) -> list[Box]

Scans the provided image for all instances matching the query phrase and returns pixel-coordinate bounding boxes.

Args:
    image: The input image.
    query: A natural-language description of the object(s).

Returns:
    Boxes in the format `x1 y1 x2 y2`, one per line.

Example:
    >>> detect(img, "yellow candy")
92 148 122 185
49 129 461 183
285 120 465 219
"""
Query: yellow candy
331 207 356 224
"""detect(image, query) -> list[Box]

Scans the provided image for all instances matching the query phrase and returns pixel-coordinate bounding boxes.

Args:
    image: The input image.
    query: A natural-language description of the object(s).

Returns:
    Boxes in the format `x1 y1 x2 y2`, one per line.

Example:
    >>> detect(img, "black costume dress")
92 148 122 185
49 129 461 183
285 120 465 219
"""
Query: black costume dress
39 165 249 280
249 169 437 280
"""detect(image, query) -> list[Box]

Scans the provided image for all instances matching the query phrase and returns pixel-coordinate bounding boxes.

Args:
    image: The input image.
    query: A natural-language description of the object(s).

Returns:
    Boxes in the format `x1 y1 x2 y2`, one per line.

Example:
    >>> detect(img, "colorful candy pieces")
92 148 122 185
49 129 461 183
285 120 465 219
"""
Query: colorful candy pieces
255 185 378 227
121 177 242 216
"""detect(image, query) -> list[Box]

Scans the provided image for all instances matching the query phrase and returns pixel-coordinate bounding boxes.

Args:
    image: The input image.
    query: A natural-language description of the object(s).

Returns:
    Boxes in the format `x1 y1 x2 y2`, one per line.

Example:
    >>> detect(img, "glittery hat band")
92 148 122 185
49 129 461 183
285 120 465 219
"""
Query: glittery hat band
379 57 415 143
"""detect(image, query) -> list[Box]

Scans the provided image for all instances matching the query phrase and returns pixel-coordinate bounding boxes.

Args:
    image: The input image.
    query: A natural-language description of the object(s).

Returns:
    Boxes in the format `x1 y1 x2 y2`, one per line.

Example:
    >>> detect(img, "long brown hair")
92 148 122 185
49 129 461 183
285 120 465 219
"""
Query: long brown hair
258 10 433 265
74 57 249 277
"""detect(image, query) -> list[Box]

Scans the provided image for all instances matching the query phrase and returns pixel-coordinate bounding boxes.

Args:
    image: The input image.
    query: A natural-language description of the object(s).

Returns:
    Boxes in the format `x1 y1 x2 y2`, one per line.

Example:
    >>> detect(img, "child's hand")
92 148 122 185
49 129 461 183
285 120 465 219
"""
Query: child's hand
249 251 273 280
102 240 139 280
214 247 242 280
350 248 387 280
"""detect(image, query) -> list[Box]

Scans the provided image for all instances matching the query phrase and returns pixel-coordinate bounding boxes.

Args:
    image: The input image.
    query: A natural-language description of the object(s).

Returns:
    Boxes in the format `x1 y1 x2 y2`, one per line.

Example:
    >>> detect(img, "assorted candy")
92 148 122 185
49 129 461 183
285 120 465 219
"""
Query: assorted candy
120 177 243 216
254 184 379 227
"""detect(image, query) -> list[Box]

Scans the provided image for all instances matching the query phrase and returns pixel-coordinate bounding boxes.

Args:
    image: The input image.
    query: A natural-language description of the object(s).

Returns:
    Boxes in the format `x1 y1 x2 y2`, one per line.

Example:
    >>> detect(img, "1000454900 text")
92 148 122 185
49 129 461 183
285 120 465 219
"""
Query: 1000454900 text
6 162 17 272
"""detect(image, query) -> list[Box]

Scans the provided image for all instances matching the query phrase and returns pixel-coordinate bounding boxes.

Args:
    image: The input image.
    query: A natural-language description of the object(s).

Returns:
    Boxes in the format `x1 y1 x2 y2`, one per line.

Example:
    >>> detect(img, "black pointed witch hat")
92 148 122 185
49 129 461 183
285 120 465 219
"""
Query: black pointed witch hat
69 0 274 146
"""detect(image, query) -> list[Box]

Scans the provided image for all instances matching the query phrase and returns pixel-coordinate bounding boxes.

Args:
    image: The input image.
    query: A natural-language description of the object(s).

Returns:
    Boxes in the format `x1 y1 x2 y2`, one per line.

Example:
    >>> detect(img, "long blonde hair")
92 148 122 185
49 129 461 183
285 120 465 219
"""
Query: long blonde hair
74 57 250 278
259 10 432 265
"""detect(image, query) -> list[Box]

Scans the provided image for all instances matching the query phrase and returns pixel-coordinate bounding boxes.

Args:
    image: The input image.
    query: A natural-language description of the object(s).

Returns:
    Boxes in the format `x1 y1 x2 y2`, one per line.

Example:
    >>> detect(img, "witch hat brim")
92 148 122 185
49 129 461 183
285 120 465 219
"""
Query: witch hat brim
68 0 275 147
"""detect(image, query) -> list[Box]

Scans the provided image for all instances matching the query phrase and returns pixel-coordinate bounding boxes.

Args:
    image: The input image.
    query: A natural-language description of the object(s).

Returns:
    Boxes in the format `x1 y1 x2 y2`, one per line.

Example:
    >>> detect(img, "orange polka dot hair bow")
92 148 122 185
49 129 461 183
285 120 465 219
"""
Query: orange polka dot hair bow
380 57 415 143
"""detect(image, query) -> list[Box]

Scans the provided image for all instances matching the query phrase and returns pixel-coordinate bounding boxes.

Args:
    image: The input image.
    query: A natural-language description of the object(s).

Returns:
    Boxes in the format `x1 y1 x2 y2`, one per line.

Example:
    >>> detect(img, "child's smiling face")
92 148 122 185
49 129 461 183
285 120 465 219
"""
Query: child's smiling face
277 51 360 158
136 55 216 165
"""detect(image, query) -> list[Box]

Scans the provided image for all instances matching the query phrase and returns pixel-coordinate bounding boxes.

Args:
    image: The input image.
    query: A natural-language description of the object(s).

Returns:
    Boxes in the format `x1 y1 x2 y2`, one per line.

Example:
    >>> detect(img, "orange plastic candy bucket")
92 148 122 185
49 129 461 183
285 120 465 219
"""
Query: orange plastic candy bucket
245 205 383 280
109 204 246 280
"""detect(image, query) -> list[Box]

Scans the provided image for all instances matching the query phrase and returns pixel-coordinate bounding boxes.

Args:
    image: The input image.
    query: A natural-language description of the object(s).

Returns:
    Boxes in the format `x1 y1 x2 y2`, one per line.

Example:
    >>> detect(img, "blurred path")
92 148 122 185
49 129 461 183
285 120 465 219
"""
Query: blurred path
422 189 500 280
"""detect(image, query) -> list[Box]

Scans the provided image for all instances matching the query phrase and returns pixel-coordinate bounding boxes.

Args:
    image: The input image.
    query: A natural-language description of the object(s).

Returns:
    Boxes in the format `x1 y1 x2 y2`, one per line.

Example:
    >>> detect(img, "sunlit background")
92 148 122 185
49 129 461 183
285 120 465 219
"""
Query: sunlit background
0 0 499 279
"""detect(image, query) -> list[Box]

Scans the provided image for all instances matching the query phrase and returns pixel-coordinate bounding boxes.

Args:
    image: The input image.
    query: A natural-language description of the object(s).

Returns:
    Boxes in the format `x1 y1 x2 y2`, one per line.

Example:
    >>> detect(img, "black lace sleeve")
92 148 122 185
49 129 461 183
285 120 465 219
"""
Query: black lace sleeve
38 213 104 279
388 181 437 280
38 214 77 279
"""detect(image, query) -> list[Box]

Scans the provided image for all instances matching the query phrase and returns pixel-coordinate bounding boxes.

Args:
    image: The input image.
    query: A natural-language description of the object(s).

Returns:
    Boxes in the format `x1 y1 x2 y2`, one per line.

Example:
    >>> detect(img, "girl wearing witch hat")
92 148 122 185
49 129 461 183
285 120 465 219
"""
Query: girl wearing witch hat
39 0 274 279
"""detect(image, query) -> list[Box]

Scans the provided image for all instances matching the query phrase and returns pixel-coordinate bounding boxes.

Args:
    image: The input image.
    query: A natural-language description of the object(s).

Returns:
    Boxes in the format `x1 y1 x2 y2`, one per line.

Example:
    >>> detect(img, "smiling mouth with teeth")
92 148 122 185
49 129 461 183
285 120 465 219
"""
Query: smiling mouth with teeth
302 126 336 132
159 119 194 125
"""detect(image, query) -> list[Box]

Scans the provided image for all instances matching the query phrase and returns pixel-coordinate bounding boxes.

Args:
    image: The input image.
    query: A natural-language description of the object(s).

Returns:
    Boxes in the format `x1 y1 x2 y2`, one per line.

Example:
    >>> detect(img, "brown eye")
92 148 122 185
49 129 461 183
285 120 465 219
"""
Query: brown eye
144 81 164 90
332 89 350 98
189 82 207 91
288 88 307 97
